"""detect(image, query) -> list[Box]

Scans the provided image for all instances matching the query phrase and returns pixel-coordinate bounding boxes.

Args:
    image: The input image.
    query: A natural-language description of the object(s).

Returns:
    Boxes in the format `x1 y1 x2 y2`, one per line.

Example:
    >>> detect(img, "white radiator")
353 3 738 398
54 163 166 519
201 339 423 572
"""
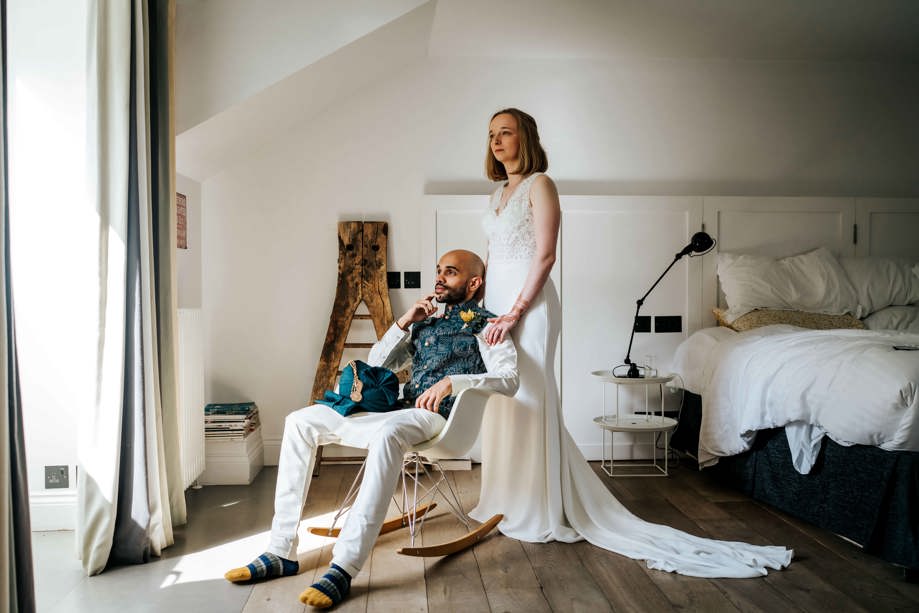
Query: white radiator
177 308 206 489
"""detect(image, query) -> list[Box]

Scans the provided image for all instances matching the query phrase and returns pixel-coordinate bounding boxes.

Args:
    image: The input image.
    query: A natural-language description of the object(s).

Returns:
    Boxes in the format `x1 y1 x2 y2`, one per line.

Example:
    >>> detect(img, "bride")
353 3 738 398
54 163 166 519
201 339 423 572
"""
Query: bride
469 108 792 578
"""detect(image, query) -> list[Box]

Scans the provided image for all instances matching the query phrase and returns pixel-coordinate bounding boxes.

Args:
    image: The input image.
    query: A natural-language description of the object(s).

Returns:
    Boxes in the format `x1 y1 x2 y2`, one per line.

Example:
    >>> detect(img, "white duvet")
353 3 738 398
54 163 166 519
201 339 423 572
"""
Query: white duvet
671 325 919 474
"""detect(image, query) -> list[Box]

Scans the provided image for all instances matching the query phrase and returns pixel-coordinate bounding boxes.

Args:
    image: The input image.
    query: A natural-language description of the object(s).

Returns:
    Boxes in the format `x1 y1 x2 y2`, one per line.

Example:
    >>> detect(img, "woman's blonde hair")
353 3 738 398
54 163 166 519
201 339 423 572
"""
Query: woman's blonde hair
485 108 548 181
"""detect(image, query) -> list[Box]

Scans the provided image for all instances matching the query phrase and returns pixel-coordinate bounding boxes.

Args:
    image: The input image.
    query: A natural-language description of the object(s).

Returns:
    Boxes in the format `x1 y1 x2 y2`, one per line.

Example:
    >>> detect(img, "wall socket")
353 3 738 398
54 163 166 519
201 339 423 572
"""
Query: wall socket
633 315 652 333
45 465 69 489
403 271 421 288
654 315 683 333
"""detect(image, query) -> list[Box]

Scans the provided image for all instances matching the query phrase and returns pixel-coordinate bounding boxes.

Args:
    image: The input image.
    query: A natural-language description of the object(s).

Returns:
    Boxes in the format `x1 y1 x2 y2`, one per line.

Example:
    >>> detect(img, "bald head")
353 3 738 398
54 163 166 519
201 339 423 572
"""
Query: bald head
443 249 485 277
434 249 486 304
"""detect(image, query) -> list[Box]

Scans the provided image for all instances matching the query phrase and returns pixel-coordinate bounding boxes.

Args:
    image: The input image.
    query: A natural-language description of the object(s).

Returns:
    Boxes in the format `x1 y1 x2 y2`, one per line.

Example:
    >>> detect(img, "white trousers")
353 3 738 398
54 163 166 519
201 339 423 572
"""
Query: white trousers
267 404 446 577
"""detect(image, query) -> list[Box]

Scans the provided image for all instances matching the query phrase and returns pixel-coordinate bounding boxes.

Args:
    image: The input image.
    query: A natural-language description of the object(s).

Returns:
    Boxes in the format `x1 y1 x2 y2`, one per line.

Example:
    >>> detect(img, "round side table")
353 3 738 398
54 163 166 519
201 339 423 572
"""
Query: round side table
590 371 677 477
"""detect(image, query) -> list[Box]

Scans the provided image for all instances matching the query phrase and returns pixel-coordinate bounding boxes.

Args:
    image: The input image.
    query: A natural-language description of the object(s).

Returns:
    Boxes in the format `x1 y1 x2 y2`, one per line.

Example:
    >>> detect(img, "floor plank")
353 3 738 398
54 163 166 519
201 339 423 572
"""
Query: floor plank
663 480 735 521
521 540 613 612
243 463 349 613
588 462 638 501
676 461 751 502
36 462 919 613
574 540 675 613
662 466 810 612
422 471 491 613
451 465 555 612
331 463 373 613
474 529 552 612
627 498 746 612
694 517 804 613
752 499 919 606
365 522 428 612
720 501 904 613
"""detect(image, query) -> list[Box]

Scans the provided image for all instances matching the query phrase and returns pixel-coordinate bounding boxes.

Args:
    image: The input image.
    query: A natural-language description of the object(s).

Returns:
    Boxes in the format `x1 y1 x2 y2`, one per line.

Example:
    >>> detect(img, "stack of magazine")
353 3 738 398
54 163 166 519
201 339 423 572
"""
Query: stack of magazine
204 401 260 441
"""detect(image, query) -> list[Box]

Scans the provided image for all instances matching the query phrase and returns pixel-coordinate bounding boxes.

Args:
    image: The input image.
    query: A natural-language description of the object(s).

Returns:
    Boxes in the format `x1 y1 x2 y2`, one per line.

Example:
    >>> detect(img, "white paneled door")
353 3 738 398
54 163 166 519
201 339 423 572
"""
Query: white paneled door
561 197 702 459
855 198 919 258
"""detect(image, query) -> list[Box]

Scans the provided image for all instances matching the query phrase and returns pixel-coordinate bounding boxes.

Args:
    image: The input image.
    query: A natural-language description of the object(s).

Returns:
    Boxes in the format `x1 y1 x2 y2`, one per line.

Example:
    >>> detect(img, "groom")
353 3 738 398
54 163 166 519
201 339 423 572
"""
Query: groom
225 249 518 608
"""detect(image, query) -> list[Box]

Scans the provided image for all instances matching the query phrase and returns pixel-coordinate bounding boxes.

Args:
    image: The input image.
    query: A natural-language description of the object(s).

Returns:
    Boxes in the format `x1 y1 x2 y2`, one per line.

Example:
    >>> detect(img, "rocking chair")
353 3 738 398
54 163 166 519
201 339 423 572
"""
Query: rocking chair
308 387 504 557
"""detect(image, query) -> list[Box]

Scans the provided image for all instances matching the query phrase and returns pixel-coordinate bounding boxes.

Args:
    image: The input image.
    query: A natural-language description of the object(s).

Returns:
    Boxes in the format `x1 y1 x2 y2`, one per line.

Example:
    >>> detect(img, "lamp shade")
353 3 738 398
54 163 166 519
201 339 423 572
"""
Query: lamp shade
677 231 715 257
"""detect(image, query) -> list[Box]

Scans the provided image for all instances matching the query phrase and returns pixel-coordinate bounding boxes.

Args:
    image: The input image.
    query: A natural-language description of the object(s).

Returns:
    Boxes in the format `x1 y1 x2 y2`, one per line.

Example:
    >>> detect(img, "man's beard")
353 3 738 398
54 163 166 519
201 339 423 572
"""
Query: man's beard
435 284 466 304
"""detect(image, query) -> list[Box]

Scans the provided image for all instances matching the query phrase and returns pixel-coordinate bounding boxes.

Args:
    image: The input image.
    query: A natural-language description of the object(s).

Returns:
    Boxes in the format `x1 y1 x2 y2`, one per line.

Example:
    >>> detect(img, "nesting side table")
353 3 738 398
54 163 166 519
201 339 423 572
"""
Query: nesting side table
591 371 677 477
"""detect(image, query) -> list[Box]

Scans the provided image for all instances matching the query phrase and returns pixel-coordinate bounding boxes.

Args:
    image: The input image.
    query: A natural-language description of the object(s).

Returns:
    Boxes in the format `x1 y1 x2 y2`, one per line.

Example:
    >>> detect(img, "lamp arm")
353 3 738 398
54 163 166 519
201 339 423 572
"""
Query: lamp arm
623 252 685 376
622 299 644 377
638 252 683 305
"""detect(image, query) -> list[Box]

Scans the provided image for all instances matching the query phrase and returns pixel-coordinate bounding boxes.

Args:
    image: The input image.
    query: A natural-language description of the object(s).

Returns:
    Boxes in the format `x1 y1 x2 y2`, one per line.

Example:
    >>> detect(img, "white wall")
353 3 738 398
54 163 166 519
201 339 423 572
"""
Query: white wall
199 52 919 460
9 0 91 529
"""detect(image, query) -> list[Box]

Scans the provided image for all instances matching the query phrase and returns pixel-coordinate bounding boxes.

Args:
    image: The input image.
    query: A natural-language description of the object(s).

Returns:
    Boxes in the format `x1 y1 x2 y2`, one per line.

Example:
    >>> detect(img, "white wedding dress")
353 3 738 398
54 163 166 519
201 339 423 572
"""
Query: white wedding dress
469 173 793 578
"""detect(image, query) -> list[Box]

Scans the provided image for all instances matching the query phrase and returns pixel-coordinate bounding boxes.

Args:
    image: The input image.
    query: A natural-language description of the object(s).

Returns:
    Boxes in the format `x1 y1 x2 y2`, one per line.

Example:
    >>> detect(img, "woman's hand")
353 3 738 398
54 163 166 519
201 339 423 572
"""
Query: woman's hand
484 312 520 345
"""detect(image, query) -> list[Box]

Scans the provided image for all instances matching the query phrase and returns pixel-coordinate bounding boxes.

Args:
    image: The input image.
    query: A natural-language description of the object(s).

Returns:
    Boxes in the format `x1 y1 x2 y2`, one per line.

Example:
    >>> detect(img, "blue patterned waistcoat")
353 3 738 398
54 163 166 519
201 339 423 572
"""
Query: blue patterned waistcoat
404 300 494 418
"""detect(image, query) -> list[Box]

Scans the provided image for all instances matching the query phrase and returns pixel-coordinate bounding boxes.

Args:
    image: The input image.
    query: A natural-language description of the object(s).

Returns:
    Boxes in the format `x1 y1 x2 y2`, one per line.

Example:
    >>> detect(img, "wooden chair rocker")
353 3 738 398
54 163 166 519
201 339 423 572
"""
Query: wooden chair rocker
308 387 504 557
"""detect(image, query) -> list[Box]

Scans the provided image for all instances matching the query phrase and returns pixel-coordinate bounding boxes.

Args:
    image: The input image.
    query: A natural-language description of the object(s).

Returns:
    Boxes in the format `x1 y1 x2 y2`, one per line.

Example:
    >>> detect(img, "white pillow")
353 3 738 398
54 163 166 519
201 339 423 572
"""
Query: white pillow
839 257 919 317
862 305 919 332
717 247 860 322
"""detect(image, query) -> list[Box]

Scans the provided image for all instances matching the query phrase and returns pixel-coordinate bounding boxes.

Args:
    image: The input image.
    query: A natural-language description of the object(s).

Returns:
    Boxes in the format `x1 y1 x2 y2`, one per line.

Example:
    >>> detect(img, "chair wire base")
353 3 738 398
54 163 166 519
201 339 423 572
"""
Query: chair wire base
320 452 472 547
397 452 472 546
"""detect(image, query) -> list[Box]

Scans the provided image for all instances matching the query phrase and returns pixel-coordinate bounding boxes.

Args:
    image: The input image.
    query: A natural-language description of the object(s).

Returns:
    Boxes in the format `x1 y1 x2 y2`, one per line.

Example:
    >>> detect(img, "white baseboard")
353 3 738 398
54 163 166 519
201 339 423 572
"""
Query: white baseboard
430 458 471 471
578 442 656 462
30 490 77 531
263 437 370 467
578 443 603 461
263 436 280 465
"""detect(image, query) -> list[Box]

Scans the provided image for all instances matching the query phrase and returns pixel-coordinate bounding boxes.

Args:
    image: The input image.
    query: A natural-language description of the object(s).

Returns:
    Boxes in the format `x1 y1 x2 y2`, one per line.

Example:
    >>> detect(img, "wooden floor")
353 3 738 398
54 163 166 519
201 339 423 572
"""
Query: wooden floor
232 461 919 613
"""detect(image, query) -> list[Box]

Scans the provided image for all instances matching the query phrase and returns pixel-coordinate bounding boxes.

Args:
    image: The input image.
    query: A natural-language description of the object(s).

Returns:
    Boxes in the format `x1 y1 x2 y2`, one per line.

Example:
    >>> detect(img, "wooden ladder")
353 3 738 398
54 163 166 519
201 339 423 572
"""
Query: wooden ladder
311 221 396 473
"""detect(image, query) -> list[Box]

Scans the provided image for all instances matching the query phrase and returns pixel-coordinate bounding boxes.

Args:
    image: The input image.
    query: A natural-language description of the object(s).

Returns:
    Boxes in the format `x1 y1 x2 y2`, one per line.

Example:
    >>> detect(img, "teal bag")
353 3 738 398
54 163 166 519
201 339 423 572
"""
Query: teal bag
315 360 401 417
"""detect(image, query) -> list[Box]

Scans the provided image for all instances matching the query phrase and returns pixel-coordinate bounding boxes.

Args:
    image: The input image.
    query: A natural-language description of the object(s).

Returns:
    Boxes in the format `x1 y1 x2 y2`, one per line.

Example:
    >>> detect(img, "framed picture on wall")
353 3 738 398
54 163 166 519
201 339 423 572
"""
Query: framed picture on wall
177 192 187 249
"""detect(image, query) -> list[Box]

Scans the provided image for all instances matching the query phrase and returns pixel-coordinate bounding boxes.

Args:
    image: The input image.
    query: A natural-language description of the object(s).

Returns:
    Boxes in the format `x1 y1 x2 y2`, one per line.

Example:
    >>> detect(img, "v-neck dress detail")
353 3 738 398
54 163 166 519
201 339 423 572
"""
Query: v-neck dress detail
482 173 541 262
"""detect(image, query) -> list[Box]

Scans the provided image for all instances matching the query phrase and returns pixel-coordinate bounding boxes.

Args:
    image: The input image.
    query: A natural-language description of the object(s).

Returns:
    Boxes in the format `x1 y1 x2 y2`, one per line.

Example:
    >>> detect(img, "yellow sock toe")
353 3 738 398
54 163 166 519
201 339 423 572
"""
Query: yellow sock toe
299 587 333 608
224 567 253 583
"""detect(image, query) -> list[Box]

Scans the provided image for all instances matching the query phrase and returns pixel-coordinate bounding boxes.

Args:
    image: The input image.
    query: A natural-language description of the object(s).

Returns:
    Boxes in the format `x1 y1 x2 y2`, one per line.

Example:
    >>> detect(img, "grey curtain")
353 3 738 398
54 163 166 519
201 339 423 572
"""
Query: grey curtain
0 0 36 610
78 0 183 575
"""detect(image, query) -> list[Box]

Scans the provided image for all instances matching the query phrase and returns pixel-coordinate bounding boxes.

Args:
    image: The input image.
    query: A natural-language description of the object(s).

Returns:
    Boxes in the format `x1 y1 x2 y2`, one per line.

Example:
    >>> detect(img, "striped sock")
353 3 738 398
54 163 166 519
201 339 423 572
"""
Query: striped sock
224 552 299 583
299 563 352 609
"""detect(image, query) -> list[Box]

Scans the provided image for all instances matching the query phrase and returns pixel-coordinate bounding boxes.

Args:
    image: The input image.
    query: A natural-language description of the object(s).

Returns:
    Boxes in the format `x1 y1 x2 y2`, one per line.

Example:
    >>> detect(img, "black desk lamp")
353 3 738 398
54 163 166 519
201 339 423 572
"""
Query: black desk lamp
619 231 716 378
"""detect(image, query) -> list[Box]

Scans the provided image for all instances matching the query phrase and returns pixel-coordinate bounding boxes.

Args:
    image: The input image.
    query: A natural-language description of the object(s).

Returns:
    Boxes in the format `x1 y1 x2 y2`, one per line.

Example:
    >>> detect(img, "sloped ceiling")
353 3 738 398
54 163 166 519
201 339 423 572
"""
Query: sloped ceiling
176 0 919 182
430 0 919 61
175 0 429 133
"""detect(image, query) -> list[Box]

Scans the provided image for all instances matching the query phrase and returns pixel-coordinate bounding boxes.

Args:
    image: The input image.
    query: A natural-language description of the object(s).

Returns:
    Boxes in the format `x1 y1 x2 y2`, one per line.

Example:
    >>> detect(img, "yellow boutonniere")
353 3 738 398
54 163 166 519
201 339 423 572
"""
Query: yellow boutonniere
458 307 489 333
460 308 484 331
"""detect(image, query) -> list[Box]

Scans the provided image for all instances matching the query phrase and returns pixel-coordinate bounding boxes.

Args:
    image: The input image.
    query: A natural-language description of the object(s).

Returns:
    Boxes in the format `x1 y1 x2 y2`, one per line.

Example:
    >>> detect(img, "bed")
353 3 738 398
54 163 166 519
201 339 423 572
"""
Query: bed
668 197 919 577
669 389 919 575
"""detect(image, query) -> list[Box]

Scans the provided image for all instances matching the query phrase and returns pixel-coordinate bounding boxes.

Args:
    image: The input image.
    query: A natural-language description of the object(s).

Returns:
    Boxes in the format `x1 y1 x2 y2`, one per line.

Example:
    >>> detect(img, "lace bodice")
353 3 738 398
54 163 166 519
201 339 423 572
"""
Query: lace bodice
481 173 541 262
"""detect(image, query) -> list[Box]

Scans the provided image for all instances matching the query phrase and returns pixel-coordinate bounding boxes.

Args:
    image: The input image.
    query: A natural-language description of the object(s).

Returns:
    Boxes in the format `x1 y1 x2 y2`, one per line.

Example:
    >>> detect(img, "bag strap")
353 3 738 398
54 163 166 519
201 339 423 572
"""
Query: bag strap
346 360 364 401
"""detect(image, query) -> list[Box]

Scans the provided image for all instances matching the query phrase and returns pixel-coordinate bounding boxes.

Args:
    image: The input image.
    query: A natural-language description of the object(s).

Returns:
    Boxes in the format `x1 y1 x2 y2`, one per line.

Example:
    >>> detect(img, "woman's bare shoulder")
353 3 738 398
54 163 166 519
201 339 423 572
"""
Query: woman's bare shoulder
529 174 559 203
532 173 555 187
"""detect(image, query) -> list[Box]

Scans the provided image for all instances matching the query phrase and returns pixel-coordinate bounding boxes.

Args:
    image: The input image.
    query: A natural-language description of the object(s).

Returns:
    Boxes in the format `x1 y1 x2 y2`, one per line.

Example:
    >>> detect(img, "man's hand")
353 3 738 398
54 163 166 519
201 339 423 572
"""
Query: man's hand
397 294 437 330
414 378 452 413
